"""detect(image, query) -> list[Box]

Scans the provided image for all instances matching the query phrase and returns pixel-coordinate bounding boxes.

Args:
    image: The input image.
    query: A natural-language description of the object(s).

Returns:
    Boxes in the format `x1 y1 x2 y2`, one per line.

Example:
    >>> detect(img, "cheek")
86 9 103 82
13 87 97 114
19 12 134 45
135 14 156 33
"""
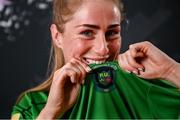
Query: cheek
107 40 121 60
69 40 91 58
109 40 121 53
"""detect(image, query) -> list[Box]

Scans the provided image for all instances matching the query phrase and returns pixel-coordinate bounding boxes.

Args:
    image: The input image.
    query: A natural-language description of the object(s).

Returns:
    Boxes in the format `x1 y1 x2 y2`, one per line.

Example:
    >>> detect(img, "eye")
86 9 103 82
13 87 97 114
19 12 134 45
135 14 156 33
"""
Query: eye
80 30 94 38
105 30 120 40
106 30 119 37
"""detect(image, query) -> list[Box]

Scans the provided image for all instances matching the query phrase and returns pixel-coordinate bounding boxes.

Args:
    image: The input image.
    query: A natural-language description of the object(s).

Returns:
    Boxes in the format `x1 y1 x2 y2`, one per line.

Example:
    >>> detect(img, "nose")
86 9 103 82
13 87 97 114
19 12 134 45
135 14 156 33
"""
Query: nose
93 34 109 56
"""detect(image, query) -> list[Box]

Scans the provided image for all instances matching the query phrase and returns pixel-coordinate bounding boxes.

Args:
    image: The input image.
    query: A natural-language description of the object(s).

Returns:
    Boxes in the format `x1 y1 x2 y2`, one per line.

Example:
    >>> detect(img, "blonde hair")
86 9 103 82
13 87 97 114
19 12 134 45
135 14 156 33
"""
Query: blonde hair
17 0 124 102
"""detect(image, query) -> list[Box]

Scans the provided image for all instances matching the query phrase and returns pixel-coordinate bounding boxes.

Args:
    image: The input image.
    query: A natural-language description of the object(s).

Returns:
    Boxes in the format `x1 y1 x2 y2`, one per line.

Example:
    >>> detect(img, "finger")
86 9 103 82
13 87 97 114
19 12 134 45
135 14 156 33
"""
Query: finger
67 62 82 84
126 51 145 70
125 61 142 75
69 71 76 83
70 58 89 84
71 59 87 84
75 57 91 72
65 67 77 83
129 47 145 58
75 65 86 84
129 41 153 57
124 52 140 73
53 67 77 89
119 53 138 74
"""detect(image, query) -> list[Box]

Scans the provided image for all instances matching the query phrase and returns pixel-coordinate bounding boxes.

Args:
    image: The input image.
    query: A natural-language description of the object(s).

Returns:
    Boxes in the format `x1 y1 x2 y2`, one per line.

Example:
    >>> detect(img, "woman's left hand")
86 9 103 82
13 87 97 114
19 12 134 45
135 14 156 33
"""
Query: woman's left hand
118 41 177 80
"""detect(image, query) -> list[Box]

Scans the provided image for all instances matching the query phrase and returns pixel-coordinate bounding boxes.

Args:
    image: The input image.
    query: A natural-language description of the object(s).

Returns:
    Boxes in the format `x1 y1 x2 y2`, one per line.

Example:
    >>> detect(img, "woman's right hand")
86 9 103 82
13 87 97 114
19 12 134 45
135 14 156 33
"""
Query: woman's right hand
37 58 91 119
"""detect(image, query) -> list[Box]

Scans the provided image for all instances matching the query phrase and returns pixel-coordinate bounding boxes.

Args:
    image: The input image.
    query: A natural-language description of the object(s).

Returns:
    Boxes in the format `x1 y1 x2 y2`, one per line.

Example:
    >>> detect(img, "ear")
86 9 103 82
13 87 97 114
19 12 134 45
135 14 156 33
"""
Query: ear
50 24 63 48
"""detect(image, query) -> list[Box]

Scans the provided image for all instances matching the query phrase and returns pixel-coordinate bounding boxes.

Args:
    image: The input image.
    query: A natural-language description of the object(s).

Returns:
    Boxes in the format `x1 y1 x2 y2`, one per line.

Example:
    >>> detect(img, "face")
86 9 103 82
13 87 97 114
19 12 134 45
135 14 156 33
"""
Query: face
57 0 121 64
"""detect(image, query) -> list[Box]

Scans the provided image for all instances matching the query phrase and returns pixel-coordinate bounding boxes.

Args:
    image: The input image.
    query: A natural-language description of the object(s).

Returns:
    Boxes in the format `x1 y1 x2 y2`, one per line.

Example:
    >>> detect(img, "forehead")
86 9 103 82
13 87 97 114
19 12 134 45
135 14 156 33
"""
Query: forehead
70 0 121 25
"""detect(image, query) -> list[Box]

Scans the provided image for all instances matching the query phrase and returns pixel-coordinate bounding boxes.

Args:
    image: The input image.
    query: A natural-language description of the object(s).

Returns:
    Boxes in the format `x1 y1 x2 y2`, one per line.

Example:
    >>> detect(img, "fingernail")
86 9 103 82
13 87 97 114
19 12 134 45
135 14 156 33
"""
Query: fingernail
71 77 76 83
138 67 145 72
138 68 143 71
81 79 85 84
72 79 75 83
86 66 91 72
126 70 131 73
132 70 138 75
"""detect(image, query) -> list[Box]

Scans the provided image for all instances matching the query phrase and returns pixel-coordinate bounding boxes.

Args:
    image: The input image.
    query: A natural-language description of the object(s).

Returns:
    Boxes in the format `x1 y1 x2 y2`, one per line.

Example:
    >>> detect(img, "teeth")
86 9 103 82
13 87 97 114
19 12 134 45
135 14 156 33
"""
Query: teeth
85 59 106 64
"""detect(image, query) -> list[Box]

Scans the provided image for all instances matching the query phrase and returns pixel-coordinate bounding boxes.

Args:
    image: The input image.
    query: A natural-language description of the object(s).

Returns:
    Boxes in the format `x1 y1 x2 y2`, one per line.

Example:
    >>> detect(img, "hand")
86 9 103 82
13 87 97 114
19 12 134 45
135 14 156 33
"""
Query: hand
118 41 177 80
37 58 91 119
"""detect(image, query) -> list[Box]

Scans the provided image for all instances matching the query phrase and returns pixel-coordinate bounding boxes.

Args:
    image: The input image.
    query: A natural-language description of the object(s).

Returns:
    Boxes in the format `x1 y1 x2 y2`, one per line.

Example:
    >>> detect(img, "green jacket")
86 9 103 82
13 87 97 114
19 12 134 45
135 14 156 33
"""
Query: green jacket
11 62 180 119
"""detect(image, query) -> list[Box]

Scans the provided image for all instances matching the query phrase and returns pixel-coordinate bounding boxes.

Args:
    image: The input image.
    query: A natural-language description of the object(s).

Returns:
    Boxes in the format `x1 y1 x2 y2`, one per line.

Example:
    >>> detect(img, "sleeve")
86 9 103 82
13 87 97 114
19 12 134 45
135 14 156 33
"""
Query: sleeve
11 93 33 119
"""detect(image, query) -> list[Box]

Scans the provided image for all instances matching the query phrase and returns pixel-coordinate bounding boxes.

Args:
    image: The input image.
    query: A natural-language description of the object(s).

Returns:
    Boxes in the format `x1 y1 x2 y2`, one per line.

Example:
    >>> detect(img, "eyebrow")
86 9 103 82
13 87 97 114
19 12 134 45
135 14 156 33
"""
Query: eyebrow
75 24 120 29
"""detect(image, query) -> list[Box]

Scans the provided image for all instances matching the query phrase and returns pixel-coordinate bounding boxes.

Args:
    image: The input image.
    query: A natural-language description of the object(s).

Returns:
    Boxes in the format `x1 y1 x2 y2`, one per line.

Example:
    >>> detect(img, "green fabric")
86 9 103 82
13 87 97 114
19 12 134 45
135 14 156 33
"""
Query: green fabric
11 61 180 119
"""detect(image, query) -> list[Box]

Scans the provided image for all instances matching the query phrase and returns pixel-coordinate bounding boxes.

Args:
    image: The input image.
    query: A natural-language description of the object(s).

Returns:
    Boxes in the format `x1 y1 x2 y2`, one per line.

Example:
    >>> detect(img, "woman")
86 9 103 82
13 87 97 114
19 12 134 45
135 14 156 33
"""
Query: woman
11 0 180 119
